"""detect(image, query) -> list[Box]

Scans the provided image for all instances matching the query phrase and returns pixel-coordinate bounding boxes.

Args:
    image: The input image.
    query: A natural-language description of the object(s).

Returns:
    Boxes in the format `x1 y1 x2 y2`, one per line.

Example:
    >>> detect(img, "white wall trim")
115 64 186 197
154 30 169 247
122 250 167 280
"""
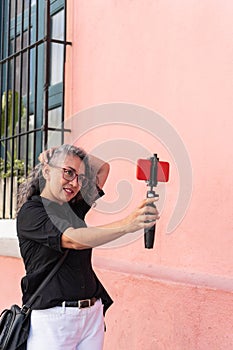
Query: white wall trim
0 220 20 257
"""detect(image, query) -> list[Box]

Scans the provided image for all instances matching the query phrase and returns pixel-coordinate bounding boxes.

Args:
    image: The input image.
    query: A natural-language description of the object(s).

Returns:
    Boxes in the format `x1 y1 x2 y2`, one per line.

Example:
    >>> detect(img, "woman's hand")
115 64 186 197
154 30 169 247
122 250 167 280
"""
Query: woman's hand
38 147 57 164
120 197 160 234
87 154 110 189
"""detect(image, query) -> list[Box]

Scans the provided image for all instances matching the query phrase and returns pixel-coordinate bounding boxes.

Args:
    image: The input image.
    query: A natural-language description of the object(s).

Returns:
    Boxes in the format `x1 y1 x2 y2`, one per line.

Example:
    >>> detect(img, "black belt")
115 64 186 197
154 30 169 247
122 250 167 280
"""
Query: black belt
59 297 97 309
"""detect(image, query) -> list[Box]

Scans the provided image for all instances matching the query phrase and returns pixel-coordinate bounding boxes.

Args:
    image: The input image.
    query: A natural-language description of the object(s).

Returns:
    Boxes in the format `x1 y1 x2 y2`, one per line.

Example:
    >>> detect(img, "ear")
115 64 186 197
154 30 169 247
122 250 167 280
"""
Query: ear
42 164 51 181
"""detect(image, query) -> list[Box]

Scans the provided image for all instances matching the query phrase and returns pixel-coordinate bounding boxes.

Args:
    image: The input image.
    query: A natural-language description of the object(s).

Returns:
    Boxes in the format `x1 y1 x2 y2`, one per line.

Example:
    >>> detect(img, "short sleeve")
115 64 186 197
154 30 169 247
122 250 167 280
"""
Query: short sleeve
17 200 71 252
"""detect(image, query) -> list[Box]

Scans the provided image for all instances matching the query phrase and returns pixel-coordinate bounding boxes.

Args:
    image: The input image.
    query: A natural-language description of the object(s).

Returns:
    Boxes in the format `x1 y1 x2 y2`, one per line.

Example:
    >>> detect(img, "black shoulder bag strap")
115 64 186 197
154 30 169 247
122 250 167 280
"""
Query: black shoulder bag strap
21 250 69 313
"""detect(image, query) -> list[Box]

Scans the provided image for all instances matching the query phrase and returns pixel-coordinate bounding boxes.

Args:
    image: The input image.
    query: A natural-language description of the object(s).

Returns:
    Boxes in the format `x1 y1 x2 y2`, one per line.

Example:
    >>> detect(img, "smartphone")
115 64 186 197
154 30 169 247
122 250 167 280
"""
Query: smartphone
136 159 169 182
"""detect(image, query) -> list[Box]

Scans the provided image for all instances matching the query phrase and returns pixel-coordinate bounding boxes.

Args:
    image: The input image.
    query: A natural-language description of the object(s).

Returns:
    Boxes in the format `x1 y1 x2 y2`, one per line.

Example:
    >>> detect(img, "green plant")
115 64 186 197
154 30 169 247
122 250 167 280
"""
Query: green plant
1 90 27 159
1 90 26 137
0 157 26 182
1 90 28 183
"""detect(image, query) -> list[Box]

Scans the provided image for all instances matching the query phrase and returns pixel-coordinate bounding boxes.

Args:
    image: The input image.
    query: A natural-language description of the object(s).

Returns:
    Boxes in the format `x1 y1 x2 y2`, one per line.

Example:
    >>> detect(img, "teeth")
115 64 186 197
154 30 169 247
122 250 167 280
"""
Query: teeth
64 188 73 193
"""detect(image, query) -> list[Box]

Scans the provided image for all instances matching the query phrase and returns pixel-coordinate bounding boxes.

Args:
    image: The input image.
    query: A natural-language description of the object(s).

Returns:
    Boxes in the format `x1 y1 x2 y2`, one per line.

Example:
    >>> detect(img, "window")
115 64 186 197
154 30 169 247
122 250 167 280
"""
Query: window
0 0 70 218
50 9 64 85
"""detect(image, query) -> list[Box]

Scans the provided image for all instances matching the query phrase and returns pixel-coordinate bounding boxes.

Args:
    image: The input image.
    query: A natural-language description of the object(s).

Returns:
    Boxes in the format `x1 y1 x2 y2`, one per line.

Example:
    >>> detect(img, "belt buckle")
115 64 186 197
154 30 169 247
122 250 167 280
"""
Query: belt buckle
78 299 91 308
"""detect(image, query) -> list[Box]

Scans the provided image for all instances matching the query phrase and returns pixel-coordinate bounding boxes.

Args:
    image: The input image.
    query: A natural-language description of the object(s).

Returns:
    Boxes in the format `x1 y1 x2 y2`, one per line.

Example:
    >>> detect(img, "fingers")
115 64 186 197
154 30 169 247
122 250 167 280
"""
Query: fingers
141 198 160 226
136 204 160 225
139 197 159 209
124 199 160 234
136 214 157 230
139 200 159 217
144 212 160 221
38 152 46 164
143 205 159 215
38 147 57 164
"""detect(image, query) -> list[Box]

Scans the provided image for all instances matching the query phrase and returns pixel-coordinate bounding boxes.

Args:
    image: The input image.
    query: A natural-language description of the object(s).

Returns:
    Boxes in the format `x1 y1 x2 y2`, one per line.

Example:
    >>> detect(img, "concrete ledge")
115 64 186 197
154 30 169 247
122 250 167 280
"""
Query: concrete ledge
0 220 20 257
93 256 233 293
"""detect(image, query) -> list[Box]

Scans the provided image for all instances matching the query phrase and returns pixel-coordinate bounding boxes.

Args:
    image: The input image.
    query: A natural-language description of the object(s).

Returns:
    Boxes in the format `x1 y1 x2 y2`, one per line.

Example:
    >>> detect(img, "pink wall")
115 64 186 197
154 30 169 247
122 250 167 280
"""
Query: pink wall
0 2 232 349
65 0 233 277
64 1 233 348
2 1 232 350
98 268 233 350
0 257 25 310
1 257 233 349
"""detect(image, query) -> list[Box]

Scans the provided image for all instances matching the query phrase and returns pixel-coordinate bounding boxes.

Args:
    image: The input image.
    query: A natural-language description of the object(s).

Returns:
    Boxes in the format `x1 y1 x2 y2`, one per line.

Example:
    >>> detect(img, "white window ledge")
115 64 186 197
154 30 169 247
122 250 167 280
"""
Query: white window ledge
0 220 20 258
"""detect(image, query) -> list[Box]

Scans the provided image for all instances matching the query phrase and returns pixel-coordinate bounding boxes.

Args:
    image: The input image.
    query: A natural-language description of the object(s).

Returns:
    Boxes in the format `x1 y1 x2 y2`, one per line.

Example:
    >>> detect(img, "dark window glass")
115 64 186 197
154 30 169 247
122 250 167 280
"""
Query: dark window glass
0 0 67 218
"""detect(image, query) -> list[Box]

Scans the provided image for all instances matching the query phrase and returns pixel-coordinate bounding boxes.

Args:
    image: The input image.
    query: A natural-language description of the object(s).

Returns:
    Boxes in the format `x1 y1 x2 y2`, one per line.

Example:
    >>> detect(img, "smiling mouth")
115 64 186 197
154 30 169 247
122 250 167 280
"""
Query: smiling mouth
63 187 75 194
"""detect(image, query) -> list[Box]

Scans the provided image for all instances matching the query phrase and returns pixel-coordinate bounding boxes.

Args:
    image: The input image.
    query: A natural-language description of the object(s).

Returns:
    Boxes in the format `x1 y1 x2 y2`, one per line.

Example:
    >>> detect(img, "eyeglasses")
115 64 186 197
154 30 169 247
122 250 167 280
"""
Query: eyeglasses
49 165 88 187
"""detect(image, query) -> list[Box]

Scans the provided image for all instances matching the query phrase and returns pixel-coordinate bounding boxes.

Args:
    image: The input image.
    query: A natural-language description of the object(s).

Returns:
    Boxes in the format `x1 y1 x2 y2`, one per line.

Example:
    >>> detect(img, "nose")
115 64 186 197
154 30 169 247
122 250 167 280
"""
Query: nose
69 175 80 186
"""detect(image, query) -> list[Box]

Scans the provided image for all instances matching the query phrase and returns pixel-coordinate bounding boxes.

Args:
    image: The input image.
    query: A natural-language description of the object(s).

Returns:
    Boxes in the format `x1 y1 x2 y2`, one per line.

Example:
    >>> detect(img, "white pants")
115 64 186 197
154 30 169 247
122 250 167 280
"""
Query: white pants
27 299 105 350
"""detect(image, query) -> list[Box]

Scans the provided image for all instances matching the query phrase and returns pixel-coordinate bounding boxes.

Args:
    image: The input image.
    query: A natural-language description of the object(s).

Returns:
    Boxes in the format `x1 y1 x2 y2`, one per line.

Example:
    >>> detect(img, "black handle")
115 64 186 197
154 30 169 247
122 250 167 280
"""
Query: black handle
144 222 156 249
144 190 159 249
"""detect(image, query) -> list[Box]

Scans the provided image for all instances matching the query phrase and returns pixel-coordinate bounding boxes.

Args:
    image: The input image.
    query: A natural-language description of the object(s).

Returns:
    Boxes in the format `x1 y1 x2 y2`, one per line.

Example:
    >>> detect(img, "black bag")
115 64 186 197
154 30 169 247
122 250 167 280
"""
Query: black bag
0 305 30 350
0 250 68 350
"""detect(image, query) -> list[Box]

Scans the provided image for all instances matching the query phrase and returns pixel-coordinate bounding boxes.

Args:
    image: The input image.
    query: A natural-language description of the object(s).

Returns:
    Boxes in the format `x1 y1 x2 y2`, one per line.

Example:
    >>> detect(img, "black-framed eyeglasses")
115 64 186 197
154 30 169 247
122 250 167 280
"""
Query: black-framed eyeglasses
49 165 88 187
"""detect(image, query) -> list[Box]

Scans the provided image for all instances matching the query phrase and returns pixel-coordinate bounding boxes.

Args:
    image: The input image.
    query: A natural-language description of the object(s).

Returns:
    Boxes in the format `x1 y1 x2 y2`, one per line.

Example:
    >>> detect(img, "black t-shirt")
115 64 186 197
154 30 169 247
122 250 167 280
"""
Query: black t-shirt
17 195 113 314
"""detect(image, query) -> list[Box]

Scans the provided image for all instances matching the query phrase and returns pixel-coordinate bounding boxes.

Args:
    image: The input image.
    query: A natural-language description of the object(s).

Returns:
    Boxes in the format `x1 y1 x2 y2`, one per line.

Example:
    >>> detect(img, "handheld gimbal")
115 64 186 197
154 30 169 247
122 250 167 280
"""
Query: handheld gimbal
136 153 169 249
144 154 159 249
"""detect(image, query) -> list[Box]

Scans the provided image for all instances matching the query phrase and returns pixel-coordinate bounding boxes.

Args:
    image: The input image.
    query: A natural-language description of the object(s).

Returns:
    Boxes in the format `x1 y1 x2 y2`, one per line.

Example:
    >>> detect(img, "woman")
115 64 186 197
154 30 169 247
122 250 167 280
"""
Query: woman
17 144 159 350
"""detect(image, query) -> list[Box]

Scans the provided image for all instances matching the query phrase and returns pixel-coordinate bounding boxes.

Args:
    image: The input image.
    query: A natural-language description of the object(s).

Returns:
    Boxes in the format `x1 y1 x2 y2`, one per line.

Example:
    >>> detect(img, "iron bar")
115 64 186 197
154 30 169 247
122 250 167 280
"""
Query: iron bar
43 0 50 150
0 0 68 218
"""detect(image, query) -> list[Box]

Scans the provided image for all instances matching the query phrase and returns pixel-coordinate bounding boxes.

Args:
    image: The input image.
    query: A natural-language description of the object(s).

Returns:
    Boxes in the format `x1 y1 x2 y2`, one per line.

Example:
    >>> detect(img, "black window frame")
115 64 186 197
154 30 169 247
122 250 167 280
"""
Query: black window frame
0 0 71 219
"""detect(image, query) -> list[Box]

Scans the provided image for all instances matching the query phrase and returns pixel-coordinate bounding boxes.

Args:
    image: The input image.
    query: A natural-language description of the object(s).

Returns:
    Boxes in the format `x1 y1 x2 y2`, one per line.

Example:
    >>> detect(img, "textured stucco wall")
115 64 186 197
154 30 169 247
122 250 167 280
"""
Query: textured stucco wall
1 1 232 350
0 256 233 350
65 0 233 277
0 256 24 310
99 269 233 350
64 1 233 349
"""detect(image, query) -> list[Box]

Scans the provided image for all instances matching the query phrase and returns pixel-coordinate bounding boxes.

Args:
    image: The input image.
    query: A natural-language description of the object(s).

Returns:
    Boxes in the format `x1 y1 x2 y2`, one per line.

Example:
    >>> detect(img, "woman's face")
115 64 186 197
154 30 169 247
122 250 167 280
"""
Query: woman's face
42 154 86 204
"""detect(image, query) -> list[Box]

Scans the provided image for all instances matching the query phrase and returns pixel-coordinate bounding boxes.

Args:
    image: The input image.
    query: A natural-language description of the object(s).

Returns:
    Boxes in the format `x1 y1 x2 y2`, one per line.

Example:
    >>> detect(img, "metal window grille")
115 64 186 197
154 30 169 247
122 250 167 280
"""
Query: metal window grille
0 0 71 218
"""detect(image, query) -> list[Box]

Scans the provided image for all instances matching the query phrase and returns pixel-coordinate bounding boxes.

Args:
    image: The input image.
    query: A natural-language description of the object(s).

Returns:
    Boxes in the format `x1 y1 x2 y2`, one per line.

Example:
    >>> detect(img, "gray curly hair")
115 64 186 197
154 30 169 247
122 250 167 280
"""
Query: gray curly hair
17 144 97 211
